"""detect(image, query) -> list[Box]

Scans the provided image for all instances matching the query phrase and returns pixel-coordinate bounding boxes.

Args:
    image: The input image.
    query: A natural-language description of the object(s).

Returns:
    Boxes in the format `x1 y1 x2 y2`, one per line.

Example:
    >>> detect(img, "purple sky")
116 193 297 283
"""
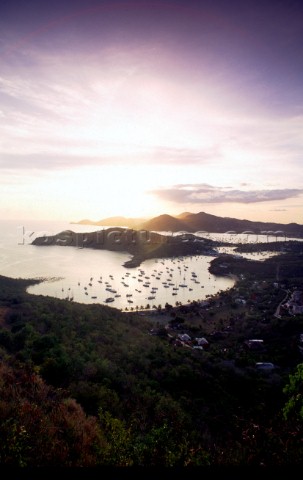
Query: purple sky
1 0 303 222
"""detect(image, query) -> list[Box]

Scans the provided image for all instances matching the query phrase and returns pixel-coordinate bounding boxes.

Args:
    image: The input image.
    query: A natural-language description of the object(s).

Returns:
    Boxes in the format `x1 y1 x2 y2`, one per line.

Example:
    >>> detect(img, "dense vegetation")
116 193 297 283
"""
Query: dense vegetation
0 244 302 467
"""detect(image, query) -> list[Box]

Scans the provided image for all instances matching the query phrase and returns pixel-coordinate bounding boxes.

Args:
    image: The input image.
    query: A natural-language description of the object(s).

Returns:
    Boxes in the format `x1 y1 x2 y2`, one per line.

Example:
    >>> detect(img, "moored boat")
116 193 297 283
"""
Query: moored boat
105 297 115 303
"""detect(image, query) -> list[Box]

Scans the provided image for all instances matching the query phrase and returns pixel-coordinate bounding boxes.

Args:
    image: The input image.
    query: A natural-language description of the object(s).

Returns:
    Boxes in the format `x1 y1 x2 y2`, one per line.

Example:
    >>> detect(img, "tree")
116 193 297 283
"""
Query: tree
282 363 303 422
97 408 133 466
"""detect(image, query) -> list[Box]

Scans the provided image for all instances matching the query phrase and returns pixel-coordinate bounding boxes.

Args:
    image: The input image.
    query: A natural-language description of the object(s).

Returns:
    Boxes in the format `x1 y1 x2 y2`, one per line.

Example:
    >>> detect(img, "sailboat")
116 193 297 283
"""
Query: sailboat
179 275 188 288
105 297 115 303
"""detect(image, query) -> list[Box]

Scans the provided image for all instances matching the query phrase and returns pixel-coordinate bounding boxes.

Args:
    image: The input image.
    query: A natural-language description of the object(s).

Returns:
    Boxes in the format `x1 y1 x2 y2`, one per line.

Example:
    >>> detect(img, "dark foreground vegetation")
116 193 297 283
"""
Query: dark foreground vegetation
0 242 303 469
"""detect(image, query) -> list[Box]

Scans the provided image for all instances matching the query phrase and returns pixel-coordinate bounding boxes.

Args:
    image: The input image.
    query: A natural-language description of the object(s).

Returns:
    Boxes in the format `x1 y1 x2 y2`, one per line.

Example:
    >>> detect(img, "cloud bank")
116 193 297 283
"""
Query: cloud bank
150 184 303 205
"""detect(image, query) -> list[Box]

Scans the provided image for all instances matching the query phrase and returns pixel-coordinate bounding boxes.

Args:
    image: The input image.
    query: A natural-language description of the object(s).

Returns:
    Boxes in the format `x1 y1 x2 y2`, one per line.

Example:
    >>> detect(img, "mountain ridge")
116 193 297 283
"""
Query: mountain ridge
71 211 303 237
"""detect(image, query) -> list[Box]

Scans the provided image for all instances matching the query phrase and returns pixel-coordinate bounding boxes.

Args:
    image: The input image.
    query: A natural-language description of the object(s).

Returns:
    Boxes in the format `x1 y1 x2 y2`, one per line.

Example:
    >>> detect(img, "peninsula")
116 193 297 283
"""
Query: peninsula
31 227 221 268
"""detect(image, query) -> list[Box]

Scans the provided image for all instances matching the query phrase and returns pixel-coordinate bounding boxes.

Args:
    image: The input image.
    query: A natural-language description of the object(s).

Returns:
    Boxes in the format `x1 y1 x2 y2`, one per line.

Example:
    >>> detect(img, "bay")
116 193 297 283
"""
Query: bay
0 219 289 312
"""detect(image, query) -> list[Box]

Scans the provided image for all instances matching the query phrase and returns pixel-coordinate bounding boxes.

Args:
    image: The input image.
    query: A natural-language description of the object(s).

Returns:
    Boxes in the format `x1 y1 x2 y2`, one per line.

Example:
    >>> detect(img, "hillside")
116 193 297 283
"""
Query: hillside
0 242 303 466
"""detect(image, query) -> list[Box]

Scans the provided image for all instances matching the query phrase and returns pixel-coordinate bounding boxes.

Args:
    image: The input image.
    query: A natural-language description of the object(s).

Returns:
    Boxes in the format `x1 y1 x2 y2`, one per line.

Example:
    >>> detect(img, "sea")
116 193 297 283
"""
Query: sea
0 219 292 312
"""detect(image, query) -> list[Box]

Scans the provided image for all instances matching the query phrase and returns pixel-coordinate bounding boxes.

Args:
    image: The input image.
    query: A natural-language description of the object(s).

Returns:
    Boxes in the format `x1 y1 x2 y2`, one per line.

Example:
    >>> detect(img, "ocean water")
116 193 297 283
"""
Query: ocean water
0 219 288 311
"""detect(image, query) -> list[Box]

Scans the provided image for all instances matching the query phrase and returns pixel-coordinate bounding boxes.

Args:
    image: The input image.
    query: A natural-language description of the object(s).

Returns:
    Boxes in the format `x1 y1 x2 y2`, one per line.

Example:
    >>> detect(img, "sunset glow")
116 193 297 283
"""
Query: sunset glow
1 0 303 223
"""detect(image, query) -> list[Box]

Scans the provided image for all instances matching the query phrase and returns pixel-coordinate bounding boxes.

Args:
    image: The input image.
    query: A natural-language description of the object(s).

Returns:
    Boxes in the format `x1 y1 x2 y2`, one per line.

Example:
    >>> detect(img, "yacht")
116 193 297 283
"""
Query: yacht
105 297 115 303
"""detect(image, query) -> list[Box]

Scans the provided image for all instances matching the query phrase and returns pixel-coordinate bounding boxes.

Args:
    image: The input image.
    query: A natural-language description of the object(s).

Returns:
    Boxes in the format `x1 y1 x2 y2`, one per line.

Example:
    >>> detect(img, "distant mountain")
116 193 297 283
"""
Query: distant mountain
72 216 147 228
176 212 193 219
71 219 96 225
183 212 303 236
182 211 247 232
140 211 303 237
139 214 189 232
72 211 303 237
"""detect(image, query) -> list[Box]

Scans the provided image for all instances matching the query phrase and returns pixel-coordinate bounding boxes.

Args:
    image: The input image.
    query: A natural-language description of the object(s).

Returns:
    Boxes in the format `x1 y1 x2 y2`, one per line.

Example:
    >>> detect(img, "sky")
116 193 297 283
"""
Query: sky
1 0 303 224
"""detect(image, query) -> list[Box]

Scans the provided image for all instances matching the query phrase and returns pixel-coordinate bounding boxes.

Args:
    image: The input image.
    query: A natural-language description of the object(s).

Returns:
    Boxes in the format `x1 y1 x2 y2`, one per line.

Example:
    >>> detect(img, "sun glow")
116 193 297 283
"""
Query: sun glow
47 165 165 220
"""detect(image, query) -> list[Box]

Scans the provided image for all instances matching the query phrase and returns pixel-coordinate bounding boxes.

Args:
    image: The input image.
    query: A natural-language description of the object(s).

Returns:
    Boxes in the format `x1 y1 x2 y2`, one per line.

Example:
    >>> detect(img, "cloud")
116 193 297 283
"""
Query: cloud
146 146 221 164
150 184 303 205
0 152 126 171
0 142 221 172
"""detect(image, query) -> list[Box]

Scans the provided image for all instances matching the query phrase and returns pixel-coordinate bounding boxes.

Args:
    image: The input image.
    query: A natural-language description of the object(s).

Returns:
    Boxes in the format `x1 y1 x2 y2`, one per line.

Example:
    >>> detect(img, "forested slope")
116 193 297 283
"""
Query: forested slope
0 273 302 467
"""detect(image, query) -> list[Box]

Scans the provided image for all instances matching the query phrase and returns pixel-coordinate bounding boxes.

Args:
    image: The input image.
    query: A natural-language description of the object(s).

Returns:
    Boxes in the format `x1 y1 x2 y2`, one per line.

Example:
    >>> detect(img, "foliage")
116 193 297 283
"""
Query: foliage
282 363 303 422
0 361 102 466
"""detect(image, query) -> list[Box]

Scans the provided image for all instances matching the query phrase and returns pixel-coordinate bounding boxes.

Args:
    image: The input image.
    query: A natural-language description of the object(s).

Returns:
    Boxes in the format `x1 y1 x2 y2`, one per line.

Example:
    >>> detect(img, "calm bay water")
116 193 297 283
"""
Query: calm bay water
0 219 290 311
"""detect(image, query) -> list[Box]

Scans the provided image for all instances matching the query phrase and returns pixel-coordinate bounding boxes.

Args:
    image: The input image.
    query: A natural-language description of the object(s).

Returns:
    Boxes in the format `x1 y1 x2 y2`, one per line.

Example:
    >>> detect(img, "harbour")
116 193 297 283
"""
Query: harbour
0 219 290 312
